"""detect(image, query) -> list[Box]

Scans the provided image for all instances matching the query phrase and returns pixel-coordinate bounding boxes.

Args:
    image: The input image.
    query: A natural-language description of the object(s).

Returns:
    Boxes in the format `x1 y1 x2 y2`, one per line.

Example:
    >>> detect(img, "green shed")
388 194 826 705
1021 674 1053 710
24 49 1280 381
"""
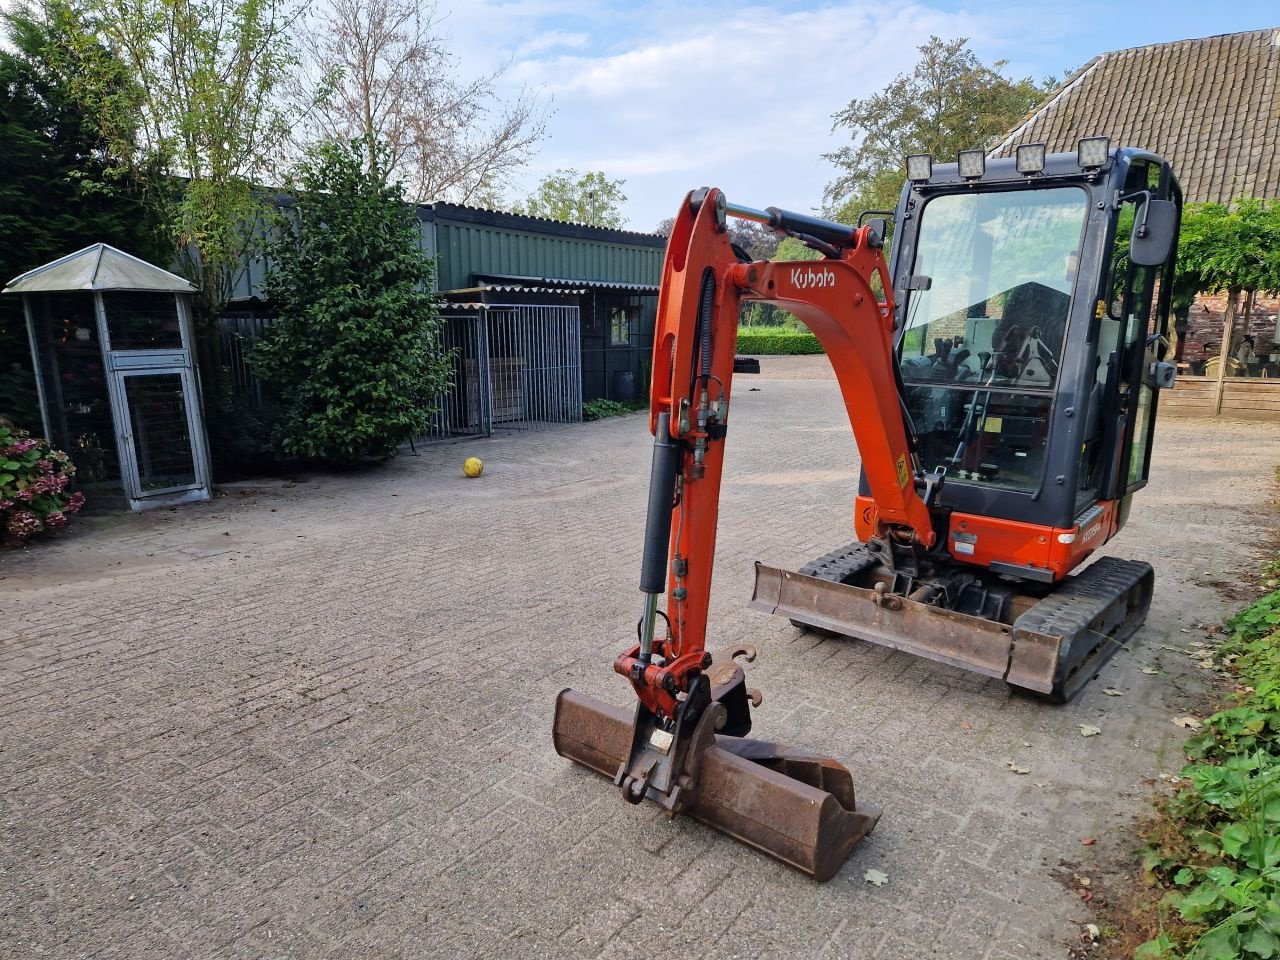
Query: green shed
426 204 665 408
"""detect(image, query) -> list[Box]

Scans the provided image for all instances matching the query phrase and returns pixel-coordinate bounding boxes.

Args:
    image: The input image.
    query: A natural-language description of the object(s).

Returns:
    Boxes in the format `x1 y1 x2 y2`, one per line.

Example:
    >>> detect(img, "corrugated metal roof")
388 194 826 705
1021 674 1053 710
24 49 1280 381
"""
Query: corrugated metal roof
989 28 1280 203
3 243 197 294
428 202 667 245
474 273 659 294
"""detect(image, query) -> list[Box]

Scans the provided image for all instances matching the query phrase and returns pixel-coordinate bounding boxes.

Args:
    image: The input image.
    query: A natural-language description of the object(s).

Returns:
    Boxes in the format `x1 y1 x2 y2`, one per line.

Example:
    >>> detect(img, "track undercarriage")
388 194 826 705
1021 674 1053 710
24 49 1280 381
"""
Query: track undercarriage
752 541 1153 702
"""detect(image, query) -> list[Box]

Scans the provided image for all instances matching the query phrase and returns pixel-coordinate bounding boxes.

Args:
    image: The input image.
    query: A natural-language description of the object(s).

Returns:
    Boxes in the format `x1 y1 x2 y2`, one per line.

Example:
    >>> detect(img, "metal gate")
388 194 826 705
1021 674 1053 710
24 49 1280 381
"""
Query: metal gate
416 305 582 442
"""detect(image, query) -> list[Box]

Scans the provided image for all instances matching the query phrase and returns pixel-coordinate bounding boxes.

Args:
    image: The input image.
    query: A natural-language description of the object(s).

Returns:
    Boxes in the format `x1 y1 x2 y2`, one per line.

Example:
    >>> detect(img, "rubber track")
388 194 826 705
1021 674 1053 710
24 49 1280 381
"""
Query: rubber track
1011 556 1153 701
798 541 880 584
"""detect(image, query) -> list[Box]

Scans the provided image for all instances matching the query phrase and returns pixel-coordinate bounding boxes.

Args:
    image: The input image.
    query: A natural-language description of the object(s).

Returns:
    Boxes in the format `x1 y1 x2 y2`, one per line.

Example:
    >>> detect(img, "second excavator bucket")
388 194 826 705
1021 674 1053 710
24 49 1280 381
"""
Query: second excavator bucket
552 689 881 881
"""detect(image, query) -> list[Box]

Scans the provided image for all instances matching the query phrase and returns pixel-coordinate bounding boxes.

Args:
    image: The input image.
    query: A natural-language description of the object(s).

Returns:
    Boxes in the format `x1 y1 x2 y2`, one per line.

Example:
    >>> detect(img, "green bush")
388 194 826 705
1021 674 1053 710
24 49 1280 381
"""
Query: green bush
735 331 824 355
251 139 449 465
1134 587 1280 959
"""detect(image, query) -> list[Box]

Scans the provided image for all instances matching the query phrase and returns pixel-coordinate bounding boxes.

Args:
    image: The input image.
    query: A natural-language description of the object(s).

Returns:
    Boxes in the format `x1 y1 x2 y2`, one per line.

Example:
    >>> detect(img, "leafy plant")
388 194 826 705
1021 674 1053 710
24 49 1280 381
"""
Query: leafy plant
582 398 644 421
0 419 84 547
1133 575 1280 958
251 138 450 464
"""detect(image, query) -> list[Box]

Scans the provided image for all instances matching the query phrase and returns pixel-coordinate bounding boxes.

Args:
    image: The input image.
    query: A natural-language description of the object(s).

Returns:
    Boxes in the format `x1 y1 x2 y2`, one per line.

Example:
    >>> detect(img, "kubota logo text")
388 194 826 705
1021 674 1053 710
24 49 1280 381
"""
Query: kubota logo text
791 267 837 290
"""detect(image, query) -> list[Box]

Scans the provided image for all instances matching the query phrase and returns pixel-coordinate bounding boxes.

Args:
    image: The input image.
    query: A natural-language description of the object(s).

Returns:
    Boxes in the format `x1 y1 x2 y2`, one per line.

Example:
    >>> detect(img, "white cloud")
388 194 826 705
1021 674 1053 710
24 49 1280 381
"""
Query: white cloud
472 1 997 227
431 0 1121 228
514 30 592 58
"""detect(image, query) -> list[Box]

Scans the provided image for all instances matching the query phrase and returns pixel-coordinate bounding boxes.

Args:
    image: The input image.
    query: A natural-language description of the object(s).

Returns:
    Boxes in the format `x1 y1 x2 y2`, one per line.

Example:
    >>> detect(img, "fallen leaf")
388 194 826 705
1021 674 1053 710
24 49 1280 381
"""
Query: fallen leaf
1077 876 1092 887
1086 923 1100 941
961 721 972 731
1141 666 1159 675
1102 688 1123 697
1079 724 1102 737
1078 888 1093 902
1172 716 1202 730
1021 741 1031 748
1081 837 1097 846
1006 759 1031 775
863 869 888 887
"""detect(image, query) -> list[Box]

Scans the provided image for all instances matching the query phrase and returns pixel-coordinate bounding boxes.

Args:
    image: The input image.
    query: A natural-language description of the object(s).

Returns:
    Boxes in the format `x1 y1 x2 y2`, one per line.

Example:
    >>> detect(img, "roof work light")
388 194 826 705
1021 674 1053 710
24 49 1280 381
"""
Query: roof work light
957 150 986 180
906 154 933 182
1016 143 1047 174
1077 136 1111 169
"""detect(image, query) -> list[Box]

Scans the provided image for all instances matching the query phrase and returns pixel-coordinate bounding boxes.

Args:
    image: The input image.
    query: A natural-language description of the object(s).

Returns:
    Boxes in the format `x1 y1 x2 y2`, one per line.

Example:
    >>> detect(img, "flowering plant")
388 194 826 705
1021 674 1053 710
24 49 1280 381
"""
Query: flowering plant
0 419 84 546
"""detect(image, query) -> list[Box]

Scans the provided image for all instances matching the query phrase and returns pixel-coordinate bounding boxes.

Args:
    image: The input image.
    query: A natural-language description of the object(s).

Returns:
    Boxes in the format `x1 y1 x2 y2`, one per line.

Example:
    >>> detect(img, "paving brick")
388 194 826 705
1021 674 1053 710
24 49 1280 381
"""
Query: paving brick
1 362 1275 958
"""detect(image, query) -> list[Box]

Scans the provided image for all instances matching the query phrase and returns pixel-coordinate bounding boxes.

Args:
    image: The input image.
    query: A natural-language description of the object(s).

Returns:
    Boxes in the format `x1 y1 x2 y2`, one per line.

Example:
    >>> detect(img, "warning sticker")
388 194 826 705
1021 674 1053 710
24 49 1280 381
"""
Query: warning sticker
896 455 910 488
984 416 1003 434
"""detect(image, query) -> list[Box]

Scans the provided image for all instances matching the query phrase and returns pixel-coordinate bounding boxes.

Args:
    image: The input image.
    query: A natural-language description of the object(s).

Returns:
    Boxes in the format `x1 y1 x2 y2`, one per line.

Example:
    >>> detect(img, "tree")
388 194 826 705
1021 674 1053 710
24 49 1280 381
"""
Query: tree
0 3 164 426
58 0 299 313
251 139 450 464
825 36 1054 221
655 216 779 260
289 0 547 204
1173 199 1280 369
519 169 627 227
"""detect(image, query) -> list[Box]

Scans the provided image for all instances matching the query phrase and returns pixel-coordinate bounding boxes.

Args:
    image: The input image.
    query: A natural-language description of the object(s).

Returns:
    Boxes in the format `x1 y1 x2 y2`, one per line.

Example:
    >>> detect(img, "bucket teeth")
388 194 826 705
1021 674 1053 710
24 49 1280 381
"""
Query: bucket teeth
552 689 880 881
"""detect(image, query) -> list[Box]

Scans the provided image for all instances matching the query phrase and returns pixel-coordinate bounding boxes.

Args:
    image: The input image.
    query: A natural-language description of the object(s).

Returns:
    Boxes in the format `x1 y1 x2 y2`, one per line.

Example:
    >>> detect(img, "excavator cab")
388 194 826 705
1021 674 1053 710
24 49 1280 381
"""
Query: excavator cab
888 143 1180 536
758 142 1182 701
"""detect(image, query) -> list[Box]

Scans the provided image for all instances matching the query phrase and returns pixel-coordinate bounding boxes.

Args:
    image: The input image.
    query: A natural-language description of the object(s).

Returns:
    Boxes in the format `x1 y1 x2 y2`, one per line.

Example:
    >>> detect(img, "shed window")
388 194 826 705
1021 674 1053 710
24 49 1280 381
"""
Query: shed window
610 306 638 345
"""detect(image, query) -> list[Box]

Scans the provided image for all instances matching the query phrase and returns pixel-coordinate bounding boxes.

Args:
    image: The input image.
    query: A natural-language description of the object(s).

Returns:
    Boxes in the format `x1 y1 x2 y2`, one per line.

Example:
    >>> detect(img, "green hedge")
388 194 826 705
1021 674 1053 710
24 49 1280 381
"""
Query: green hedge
735 332 824 355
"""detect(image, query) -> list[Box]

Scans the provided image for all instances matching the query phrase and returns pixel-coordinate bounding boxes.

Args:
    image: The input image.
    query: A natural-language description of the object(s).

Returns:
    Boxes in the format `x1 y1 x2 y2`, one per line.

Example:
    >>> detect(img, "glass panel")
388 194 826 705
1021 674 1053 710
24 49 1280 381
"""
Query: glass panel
905 386 1051 491
901 187 1088 389
123 374 196 492
102 291 183 350
31 292 121 484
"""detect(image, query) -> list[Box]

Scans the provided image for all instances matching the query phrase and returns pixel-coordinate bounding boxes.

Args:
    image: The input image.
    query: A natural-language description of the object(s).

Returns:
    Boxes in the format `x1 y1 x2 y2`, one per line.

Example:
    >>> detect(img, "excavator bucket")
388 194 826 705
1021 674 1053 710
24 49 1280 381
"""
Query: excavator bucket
752 551 1154 702
552 688 881 881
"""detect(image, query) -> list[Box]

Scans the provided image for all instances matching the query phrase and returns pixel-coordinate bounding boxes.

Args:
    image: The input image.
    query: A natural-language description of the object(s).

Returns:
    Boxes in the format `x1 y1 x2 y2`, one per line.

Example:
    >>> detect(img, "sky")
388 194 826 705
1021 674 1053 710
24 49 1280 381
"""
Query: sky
436 0 1280 231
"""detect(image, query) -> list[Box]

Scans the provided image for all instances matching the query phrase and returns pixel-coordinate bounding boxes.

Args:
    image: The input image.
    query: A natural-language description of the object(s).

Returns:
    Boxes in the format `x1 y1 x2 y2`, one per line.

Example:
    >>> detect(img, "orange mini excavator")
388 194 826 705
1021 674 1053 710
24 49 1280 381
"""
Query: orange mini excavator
554 143 1182 879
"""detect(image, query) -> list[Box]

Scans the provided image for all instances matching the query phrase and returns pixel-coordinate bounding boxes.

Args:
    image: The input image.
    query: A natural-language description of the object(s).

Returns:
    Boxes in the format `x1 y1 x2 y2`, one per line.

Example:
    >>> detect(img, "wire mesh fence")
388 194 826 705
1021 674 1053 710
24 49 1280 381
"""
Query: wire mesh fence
216 304 583 445
415 305 583 443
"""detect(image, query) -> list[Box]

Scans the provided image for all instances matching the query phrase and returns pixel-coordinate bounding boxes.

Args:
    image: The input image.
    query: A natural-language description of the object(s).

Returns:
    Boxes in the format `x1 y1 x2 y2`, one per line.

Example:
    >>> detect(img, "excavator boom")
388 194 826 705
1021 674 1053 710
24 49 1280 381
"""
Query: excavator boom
552 187 934 879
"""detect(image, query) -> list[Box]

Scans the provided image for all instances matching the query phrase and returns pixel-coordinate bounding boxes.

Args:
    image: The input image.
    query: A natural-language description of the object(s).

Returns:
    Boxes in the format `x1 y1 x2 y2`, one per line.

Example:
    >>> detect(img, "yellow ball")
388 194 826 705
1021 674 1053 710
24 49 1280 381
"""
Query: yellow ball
463 456 484 478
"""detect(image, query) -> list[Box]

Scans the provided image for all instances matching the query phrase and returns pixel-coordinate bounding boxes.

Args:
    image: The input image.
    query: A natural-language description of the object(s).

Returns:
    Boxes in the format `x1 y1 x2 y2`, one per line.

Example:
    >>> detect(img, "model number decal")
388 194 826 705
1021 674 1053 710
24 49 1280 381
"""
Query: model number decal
791 267 837 289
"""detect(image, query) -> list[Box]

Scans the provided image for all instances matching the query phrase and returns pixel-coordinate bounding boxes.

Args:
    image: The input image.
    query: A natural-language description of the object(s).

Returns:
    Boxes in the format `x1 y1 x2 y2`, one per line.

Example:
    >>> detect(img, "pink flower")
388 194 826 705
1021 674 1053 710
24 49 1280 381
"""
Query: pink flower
66 491 86 513
16 488 33 501
0 499 12 510
33 474 69 495
6 510 42 538
45 511 69 529
37 459 53 473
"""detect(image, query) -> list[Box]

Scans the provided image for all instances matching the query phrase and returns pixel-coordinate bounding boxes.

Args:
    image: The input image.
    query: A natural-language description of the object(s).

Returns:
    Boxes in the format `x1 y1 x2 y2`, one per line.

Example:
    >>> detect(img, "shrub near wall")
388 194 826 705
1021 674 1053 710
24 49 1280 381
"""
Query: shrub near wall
735 331 824 355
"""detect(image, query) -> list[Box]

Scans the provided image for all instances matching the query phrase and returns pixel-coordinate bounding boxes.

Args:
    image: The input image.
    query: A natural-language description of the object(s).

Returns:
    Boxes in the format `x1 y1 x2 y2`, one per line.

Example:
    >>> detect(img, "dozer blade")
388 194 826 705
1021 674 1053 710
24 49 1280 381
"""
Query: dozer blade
751 554 1154 702
552 689 881 881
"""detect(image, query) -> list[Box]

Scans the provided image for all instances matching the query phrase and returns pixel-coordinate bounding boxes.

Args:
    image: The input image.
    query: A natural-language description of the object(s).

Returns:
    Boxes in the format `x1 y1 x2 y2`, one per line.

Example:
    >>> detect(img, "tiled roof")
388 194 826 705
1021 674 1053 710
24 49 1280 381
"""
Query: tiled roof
990 28 1280 203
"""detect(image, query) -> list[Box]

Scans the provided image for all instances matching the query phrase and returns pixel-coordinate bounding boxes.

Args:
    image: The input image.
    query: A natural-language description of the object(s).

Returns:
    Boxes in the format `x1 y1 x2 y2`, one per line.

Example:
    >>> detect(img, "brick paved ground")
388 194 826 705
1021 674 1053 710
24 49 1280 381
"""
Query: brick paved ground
2 357 1278 959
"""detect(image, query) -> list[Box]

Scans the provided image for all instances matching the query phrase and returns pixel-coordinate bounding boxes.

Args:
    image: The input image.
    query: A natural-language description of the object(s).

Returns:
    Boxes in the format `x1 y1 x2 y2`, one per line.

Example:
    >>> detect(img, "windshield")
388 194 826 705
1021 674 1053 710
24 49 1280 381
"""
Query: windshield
900 187 1088 389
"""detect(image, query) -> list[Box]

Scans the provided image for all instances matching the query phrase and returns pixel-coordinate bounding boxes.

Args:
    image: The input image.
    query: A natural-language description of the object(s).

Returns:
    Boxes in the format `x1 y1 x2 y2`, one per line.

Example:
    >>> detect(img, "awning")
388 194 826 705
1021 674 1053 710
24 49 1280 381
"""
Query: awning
446 283 588 297
473 273 659 295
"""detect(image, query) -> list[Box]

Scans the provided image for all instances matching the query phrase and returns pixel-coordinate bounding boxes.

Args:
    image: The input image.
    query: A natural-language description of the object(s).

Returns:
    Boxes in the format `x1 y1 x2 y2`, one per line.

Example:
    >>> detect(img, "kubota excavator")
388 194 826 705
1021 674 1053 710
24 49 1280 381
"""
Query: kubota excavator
553 141 1182 880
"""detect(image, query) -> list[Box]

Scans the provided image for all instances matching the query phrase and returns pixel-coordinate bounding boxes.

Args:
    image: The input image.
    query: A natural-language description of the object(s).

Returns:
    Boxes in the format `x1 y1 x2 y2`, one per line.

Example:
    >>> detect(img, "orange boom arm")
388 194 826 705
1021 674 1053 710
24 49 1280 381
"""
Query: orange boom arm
615 188 937 722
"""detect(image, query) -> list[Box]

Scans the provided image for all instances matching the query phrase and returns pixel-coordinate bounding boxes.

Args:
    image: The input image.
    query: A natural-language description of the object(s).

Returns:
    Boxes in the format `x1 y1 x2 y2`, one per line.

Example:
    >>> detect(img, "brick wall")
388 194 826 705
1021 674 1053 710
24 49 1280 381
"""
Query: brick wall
1179 291 1280 363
